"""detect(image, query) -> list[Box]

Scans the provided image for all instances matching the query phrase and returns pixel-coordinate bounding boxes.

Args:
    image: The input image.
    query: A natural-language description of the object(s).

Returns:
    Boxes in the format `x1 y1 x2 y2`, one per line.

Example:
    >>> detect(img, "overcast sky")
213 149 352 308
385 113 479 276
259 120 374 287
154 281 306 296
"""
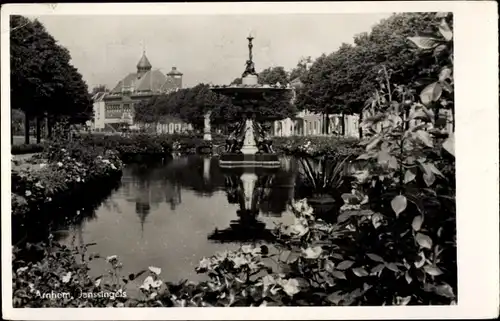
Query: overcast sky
33 13 393 90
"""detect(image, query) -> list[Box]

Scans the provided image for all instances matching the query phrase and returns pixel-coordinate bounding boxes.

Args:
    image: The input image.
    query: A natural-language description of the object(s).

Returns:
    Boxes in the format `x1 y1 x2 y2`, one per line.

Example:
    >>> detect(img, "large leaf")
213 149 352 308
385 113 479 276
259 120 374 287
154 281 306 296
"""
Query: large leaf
336 260 355 270
420 82 443 105
391 195 407 217
412 215 423 231
439 19 453 41
415 130 434 148
366 135 382 151
404 168 417 184
439 67 453 82
415 233 433 249
443 133 455 156
352 267 369 277
433 283 455 298
433 44 448 57
408 36 441 49
366 253 385 263
330 270 347 280
420 162 437 186
424 265 444 276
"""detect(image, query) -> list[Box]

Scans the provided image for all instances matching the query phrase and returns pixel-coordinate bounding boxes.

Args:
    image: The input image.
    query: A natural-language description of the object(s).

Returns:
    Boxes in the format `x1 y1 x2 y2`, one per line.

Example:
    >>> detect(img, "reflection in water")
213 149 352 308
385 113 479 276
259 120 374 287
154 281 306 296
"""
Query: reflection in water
55 156 299 281
54 155 355 282
208 171 279 243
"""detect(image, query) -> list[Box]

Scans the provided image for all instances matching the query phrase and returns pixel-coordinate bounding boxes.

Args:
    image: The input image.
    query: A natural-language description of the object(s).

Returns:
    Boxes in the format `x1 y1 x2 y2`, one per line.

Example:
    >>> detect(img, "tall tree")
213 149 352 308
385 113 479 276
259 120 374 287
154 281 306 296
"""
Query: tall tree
295 12 449 137
10 16 92 143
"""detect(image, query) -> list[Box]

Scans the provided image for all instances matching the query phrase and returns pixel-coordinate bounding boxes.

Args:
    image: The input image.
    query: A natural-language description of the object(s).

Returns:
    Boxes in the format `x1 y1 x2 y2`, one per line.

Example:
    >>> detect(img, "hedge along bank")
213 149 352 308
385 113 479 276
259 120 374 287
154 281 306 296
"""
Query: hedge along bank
273 136 364 159
11 145 123 240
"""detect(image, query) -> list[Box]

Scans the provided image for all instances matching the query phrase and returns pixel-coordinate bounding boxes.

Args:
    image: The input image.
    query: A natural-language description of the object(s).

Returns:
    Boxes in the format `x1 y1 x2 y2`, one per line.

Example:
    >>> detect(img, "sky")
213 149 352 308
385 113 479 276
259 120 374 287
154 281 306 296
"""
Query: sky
33 13 393 90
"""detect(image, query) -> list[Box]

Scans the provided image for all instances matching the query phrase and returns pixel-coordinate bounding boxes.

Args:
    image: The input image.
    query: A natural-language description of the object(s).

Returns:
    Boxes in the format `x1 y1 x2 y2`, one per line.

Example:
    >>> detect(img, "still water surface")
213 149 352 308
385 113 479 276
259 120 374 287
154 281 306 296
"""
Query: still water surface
57 156 300 287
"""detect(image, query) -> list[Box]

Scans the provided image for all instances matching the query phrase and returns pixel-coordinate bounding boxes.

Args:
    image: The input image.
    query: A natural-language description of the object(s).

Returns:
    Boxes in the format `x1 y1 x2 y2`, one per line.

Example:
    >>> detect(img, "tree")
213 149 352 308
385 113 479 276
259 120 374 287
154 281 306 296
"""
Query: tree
289 56 312 81
295 12 450 138
10 16 92 143
257 66 288 85
91 85 108 95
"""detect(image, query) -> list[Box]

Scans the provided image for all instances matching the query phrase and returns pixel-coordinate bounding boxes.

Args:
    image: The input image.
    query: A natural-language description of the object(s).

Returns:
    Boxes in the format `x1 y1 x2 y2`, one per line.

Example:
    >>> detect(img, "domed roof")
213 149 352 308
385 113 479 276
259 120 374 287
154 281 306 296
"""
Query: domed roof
137 52 152 70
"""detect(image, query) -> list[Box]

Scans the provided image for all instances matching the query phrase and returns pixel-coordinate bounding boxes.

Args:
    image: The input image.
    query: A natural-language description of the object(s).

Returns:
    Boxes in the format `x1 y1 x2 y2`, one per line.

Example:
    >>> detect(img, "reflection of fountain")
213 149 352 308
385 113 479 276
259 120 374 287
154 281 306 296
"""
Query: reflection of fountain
210 35 291 168
208 169 278 243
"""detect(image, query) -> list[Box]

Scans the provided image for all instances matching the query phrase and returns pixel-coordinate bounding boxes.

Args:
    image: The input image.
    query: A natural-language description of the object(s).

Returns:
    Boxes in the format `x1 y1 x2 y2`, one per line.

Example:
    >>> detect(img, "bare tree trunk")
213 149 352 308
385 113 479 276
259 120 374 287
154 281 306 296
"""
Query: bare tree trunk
36 116 42 143
24 111 30 145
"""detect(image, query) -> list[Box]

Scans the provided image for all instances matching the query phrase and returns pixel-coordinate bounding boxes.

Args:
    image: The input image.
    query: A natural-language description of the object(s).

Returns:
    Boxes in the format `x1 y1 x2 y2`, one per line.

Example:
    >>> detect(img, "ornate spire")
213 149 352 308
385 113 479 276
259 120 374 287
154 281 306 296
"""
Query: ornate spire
137 51 152 77
242 34 257 78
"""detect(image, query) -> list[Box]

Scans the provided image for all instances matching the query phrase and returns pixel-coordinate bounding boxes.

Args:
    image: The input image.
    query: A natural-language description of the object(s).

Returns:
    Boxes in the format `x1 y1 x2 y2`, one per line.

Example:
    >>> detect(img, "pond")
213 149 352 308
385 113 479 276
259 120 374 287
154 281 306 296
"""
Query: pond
53 155 301 291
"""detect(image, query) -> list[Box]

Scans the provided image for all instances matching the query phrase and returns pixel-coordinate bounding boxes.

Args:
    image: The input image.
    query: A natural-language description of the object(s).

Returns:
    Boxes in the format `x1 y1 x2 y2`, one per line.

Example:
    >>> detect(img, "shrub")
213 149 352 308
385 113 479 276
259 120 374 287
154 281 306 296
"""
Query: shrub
273 136 364 158
11 143 45 155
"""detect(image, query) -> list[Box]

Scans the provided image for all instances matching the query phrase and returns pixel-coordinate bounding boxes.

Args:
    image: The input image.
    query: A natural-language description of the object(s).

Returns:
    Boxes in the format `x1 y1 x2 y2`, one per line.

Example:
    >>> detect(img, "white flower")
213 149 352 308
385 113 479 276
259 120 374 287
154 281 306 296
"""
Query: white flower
198 257 212 270
281 278 300 297
301 246 323 259
241 245 261 255
151 279 163 289
140 276 154 291
40 163 47 168
288 218 309 237
110 164 117 170
232 255 250 269
61 272 72 284
61 148 66 152
35 181 44 189
102 159 110 164
76 177 81 182
140 275 164 291
106 255 118 263
148 266 161 275
25 190 32 197
57 162 63 167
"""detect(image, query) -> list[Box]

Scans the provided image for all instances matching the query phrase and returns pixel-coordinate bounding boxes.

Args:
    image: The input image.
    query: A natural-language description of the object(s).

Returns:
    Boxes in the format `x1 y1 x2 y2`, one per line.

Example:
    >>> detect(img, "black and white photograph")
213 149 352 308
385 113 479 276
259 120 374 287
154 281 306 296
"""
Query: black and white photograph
1 2 498 320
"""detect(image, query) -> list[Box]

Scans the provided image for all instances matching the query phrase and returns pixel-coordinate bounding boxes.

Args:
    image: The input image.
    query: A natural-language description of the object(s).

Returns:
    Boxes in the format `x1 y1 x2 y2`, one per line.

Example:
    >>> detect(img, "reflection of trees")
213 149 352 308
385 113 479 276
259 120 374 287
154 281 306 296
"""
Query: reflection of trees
16 178 121 245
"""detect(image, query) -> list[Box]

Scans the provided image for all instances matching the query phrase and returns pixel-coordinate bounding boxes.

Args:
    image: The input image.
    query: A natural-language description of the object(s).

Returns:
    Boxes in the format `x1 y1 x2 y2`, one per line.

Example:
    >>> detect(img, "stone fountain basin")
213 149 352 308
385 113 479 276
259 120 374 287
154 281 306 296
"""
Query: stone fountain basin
219 153 280 168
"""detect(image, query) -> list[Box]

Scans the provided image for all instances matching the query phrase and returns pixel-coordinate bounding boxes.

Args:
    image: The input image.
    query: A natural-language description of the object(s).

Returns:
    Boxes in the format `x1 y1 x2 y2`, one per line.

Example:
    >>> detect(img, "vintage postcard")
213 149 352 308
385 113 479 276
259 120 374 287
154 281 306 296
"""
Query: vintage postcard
1 1 498 320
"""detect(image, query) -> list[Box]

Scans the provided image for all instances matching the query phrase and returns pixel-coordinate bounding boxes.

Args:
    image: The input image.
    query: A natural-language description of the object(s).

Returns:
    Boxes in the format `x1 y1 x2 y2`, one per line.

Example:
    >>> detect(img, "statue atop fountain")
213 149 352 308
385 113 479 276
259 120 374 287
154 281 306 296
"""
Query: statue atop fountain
210 34 291 168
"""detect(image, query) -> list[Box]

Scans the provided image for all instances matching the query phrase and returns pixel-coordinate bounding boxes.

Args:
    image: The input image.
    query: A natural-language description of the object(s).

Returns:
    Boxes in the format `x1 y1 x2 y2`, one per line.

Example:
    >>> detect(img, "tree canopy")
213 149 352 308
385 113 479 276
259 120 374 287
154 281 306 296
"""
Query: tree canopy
135 66 299 128
295 13 450 116
10 15 92 142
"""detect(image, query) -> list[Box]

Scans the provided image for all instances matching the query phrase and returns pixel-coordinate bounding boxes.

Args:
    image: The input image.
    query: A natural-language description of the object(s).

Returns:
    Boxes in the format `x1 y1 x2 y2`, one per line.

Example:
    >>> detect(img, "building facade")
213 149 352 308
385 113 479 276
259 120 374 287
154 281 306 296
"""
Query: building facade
92 52 187 132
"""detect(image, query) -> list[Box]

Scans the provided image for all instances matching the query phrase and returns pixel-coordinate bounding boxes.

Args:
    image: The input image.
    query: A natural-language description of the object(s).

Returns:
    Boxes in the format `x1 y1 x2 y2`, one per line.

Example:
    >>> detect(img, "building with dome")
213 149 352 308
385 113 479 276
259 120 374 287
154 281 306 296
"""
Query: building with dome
92 52 192 132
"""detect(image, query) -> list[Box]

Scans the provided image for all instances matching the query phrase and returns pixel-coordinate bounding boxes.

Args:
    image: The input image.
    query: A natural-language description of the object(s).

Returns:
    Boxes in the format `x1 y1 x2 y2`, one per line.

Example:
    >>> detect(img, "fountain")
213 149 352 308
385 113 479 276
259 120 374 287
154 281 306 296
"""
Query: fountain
210 35 291 169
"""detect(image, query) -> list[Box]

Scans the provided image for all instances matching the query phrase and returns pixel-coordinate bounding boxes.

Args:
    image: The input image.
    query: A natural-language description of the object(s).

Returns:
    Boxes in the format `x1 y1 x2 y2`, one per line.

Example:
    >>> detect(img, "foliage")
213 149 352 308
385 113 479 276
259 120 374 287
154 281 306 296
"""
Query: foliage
11 136 123 221
10 15 93 145
135 68 298 129
258 66 289 85
297 155 352 197
295 12 451 118
273 136 364 158
11 143 45 155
